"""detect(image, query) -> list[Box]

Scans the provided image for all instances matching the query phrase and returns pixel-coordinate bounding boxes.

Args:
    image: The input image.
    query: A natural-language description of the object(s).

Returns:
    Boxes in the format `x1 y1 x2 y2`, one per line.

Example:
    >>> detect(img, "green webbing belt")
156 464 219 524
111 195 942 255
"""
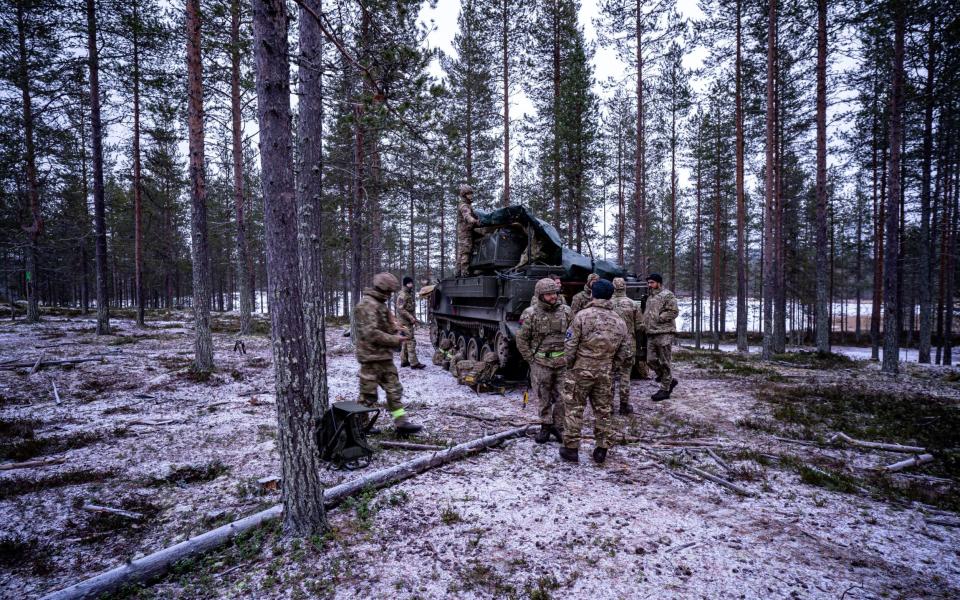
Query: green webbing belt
535 350 565 358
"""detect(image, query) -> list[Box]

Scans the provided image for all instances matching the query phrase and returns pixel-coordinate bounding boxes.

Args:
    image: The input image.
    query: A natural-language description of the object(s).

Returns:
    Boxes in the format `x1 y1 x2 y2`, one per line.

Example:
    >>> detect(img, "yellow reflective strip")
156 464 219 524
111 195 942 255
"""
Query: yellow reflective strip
391 408 406 418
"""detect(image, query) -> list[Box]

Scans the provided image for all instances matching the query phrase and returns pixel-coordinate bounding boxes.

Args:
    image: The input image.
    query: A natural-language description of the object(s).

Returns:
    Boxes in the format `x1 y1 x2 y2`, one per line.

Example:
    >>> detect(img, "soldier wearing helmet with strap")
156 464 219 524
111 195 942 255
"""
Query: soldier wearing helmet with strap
516 277 572 444
353 272 423 434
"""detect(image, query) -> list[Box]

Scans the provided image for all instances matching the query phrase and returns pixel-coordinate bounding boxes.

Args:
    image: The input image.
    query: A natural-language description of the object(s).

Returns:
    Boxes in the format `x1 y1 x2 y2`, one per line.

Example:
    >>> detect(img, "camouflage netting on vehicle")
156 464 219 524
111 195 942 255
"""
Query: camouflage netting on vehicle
476 205 628 280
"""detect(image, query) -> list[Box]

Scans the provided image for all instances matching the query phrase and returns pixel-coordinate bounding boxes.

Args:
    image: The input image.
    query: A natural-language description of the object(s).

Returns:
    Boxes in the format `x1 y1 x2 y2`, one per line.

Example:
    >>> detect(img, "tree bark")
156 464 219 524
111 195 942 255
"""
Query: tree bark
918 13 937 363
501 0 510 206
881 6 905 374
186 0 213 371
735 0 747 352
761 0 777 359
251 0 327 535
16 2 42 323
132 0 145 327
633 0 646 275
231 0 253 336
814 0 829 353
87 0 110 335
297 0 329 418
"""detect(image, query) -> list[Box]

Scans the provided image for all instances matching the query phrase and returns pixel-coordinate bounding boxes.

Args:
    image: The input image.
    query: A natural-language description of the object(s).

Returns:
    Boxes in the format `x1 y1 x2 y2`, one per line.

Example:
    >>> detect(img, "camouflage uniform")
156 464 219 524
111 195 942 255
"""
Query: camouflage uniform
641 286 680 392
395 286 423 367
353 287 406 418
570 273 600 316
610 279 639 410
517 279 572 436
457 185 480 276
455 350 499 385
433 337 455 368
448 345 466 378
562 298 629 450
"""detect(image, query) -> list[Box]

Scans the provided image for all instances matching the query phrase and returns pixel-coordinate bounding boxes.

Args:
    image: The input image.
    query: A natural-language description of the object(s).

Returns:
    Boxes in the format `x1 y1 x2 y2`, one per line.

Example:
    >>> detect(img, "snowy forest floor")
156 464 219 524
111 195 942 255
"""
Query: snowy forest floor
1 313 959 599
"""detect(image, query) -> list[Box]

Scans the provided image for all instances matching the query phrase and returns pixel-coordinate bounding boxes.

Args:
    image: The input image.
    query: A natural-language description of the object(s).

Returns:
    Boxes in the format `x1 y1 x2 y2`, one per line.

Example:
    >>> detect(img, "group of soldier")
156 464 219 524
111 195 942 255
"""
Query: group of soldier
516 272 679 464
351 182 681 465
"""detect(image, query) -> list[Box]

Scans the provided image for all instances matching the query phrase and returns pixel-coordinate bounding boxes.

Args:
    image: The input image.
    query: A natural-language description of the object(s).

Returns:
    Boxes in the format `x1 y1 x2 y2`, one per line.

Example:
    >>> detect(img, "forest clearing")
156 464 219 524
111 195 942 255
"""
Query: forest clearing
1 313 958 599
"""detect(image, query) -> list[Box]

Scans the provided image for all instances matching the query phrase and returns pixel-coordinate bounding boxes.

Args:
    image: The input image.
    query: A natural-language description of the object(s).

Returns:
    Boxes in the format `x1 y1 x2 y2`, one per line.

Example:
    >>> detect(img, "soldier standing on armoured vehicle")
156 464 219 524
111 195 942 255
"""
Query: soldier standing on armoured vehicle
610 278 639 415
353 272 423 434
570 273 600 315
517 278 572 444
641 273 679 402
395 276 425 369
457 184 480 276
560 279 629 465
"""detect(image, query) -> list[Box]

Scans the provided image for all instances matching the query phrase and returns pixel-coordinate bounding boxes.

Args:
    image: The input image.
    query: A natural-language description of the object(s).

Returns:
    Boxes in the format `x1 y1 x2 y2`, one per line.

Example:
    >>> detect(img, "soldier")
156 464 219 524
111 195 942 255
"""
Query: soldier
529 274 567 309
353 272 423 434
641 273 679 402
455 349 500 386
433 337 455 368
395 276 425 369
457 184 481 276
517 278 572 444
570 273 600 315
448 342 467 379
610 278 639 415
560 279 629 464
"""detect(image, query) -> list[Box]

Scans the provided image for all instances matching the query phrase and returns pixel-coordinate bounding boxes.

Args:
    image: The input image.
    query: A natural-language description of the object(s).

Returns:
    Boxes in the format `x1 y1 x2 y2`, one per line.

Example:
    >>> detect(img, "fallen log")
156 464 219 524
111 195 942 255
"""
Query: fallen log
879 453 934 473
42 425 532 600
0 457 66 471
0 357 105 371
30 352 45 375
377 441 446 451
52 381 61 404
829 432 926 454
925 518 960 529
682 464 754 497
81 504 143 521
706 448 732 472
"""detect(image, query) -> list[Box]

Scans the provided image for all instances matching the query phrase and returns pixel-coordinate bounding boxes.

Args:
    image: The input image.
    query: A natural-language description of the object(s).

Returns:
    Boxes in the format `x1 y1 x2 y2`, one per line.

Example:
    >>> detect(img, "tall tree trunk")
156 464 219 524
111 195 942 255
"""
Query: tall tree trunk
761 0 777 359
881 6 905 374
713 104 722 350
617 123 625 265
552 0 561 232
252 0 327 535
814 0 829 353
87 0 110 335
669 64 677 287
298 0 329 418
231 0 252 336
633 0 646 275
735 0 747 352
465 0 474 183
132 0 145 327
186 0 213 371
918 13 937 363
501 0 510 206
16 2 42 323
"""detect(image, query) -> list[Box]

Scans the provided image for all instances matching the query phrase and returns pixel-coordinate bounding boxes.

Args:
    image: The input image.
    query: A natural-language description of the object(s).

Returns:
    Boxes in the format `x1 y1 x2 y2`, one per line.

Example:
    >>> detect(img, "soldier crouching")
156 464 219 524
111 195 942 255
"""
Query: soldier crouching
517 277 572 444
560 278 629 464
353 272 423 435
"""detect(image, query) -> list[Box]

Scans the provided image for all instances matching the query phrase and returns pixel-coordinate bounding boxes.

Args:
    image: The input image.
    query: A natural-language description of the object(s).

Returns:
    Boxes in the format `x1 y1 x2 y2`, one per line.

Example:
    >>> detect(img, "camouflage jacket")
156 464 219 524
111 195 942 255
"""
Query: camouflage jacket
642 287 679 335
457 355 499 383
565 299 629 372
457 201 479 236
612 290 642 341
516 301 572 369
395 288 417 327
353 288 403 362
570 286 592 315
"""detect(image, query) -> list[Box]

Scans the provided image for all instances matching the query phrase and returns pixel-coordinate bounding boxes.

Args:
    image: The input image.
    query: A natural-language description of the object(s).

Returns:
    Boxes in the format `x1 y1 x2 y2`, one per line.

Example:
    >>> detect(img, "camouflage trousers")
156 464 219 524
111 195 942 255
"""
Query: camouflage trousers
529 363 565 431
562 367 615 450
457 239 472 275
358 359 405 418
647 334 674 391
400 328 422 366
610 359 632 406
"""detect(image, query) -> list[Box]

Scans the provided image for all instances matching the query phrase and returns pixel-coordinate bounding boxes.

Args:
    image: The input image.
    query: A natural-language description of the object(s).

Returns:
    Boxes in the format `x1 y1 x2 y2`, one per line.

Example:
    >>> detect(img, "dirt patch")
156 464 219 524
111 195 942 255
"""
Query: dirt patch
0 469 118 501
0 430 105 461
0 535 54 576
148 461 230 487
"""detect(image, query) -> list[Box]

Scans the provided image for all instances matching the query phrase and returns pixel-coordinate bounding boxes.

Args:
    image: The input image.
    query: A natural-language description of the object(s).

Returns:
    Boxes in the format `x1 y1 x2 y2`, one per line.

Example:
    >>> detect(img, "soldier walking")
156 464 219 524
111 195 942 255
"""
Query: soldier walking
457 184 480 276
560 279 630 464
610 278 639 415
517 278 572 444
570 273 600 315
641 273 679 402
353 272 423 434
395 276 425 369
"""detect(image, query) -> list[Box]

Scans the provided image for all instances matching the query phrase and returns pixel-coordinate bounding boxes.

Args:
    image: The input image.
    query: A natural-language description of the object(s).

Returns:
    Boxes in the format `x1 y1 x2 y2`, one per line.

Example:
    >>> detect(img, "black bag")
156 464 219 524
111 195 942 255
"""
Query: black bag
317 401 380 470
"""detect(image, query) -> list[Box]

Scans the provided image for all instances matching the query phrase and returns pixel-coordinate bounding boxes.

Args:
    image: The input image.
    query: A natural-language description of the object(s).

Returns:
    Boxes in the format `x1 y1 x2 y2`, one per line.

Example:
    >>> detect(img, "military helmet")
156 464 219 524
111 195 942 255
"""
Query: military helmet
459 183 474 200
613 277 626 291
586 273 600 286
534 277 559 297
482 350 498 364
439 338 452 350
372 272 400 293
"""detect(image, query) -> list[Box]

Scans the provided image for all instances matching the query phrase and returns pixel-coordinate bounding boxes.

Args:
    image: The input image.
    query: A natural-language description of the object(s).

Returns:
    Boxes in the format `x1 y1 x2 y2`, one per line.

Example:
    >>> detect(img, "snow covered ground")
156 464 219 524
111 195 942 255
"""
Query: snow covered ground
0 314 958 599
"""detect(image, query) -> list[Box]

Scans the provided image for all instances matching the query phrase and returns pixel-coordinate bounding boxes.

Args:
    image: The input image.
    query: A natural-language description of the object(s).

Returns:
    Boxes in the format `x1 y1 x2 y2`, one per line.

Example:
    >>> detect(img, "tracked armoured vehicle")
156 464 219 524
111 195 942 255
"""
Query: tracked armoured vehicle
428 205 647 379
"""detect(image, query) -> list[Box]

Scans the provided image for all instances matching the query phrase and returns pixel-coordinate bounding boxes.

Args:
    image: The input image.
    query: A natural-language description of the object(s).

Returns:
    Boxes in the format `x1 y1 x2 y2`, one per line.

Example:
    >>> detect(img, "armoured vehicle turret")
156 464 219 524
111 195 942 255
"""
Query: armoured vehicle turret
428 205 647 379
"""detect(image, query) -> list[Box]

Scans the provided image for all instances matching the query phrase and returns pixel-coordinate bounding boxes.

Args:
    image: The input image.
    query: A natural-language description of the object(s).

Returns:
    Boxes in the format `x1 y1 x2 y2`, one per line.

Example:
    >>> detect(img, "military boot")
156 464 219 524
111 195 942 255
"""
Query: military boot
558 446 579 463
619 400 633 415
550 426 564 443
411 363 426 370
669 378 679 394
651 390 670 402
592 447 608 464
393 415 423 436
535 425 551 444
400 360 410 368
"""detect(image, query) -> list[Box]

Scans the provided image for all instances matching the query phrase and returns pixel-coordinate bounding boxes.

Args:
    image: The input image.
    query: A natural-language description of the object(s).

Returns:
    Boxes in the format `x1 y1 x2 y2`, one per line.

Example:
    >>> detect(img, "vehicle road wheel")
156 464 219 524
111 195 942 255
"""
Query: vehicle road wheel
466 337 480 362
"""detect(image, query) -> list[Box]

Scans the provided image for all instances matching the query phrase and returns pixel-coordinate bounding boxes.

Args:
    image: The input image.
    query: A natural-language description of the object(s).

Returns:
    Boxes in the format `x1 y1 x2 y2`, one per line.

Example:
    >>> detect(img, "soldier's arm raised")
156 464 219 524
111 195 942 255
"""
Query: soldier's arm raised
459 203 480 227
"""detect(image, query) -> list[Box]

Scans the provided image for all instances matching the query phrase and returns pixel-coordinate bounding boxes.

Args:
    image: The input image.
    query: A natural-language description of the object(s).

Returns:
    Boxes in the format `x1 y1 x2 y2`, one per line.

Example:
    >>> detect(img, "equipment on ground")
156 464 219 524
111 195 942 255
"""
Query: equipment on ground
317 401 380 470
